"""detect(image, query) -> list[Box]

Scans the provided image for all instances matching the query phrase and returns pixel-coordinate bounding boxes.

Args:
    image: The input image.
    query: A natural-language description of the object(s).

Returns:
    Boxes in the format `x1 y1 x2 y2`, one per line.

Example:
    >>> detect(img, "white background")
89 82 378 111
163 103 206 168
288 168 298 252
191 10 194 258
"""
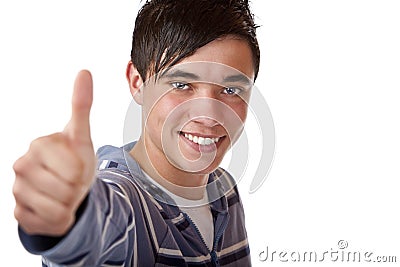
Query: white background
0 0 399 266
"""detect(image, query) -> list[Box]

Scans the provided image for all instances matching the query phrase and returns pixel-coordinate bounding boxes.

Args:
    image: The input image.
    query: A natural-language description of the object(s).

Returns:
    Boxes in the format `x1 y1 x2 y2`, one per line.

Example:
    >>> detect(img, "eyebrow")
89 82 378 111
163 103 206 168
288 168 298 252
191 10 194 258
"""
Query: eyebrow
160 68 253 87
222 74 253 87
160 69 201 80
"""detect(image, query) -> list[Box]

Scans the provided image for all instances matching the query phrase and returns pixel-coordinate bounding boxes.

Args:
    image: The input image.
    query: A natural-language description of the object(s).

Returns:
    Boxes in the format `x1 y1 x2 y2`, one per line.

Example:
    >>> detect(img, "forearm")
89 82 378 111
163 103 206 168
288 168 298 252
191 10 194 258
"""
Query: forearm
19 177 135 266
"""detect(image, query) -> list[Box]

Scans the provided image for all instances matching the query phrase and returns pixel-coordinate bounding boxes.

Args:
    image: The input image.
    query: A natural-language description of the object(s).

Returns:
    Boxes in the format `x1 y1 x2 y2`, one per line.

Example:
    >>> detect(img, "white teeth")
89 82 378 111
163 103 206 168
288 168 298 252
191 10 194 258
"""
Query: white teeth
204 138 212 145
182 132 220 145
198 137 205 145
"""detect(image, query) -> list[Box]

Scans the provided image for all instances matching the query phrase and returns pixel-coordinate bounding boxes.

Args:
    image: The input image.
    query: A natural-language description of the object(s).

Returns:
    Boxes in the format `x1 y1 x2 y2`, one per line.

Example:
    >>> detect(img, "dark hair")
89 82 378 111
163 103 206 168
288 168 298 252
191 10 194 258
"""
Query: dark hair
130 0 260 81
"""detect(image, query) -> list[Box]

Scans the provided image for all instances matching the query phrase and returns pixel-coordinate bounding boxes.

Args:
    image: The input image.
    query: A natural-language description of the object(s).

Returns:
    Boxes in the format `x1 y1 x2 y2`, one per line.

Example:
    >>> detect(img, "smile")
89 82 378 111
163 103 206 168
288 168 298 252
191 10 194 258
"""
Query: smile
179 131 223 146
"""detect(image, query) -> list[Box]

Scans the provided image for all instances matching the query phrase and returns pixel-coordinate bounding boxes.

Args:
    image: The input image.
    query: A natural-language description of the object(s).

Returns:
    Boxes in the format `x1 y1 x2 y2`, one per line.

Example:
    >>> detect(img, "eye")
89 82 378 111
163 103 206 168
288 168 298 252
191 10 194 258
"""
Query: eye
171 82 190 90
223 87 242 95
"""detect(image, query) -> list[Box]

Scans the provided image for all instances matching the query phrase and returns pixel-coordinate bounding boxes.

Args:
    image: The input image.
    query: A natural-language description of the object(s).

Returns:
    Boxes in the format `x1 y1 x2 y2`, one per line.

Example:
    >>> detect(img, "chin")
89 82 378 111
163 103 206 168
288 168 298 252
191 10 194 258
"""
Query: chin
176 154 225 175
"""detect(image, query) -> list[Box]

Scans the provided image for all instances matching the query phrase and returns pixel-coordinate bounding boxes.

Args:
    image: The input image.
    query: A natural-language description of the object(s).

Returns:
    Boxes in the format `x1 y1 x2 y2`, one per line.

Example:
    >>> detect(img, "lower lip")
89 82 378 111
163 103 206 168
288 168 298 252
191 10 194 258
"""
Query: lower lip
179 133 223 153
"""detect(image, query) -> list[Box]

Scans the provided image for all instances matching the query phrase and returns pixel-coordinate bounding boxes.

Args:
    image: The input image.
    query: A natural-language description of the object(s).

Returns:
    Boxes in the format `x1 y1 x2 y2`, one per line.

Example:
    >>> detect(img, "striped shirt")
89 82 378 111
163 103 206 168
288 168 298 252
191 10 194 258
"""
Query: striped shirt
19 142 251 266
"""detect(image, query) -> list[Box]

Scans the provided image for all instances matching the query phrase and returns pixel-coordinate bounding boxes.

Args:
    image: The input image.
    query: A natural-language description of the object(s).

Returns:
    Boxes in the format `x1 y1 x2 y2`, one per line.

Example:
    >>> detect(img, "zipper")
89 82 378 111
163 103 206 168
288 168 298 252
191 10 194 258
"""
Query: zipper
182 211 229 267
183 212 222 266
210 213 229 267
182 212 211 252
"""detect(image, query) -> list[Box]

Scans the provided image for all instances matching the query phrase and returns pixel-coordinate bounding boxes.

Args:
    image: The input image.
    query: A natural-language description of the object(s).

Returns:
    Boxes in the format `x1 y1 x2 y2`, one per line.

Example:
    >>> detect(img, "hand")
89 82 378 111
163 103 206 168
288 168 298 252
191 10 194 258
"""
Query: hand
13 70 96 236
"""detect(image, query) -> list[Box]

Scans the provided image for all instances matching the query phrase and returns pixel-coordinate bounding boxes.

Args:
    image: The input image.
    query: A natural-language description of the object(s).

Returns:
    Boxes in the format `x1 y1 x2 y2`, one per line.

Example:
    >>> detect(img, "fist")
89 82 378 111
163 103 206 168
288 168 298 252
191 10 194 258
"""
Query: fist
13 70 96 236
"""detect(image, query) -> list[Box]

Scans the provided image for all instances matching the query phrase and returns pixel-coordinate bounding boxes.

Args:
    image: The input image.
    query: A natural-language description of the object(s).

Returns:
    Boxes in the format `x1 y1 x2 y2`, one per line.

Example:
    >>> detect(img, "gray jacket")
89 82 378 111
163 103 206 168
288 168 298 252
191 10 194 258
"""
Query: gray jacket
19 142 251 266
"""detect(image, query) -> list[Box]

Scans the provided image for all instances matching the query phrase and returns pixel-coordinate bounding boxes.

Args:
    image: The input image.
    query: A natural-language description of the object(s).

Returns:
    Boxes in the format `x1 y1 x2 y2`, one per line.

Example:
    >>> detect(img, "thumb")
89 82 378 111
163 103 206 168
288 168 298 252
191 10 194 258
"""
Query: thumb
64 70 93 144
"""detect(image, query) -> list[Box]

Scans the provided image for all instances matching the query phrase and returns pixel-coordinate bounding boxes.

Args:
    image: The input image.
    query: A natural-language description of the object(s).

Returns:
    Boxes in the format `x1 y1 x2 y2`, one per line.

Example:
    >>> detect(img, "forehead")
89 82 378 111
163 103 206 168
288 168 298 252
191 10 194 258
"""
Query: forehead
170 36 255 82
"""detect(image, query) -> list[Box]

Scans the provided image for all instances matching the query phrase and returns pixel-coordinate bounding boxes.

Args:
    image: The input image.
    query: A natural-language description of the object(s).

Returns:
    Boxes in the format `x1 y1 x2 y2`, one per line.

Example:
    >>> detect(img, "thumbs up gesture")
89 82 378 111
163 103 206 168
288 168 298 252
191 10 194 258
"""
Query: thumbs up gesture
13 70 96 236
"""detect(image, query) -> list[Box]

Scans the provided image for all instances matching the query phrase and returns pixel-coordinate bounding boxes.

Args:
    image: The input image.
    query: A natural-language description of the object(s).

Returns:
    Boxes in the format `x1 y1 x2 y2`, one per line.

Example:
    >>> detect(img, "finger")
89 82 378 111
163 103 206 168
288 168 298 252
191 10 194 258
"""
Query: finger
13 178 73 225
14 204 45 235
64 69 93 144
19 165 80 207
26 134 85 186
15 204 73 236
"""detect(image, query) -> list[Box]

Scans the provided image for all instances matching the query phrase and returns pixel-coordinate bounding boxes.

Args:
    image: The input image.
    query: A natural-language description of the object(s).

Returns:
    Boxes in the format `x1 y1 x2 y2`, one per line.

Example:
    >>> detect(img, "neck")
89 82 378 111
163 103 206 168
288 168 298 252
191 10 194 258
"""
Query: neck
129 137 209 200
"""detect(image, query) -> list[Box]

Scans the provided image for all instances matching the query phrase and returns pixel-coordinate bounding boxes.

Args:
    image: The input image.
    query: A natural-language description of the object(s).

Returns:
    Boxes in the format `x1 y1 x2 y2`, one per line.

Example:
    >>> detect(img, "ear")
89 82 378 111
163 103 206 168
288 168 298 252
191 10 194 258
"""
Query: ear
126 61 144 105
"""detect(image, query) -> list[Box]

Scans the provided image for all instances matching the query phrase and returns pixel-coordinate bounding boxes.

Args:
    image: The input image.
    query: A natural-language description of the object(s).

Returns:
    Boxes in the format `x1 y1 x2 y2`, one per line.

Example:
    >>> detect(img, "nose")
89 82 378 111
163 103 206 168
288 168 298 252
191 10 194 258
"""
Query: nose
188 84 227 127
192 116 221 127
189 97 225 127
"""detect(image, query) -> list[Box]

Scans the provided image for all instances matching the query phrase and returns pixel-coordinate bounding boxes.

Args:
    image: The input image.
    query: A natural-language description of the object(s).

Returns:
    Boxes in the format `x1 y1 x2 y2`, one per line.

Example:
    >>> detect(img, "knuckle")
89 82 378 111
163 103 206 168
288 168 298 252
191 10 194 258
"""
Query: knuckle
29 136 46 152
28 139 46 160
30 133 61 153
13 207 40 235
12 157 24 173
12 179 23 200
13 205 23 222
13 154 31 175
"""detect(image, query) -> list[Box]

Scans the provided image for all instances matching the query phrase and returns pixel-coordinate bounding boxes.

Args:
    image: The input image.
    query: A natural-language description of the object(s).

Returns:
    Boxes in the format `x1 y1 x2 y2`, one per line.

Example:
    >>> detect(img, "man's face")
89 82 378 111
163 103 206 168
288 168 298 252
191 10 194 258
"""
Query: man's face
141 37 255 175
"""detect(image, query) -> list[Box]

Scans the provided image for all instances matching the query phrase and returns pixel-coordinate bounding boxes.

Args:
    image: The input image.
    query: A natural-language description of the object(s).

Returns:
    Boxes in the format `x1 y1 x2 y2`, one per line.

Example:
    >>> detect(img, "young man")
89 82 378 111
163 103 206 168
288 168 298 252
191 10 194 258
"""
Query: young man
13 0 260 266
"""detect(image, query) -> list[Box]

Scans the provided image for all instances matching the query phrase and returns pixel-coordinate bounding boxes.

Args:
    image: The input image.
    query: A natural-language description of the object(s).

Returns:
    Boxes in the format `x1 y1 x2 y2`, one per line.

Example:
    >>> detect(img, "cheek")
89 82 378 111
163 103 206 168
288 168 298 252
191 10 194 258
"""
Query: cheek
237 104 248 122
146 94 184 128
223 101 248 144
228 99 248 123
